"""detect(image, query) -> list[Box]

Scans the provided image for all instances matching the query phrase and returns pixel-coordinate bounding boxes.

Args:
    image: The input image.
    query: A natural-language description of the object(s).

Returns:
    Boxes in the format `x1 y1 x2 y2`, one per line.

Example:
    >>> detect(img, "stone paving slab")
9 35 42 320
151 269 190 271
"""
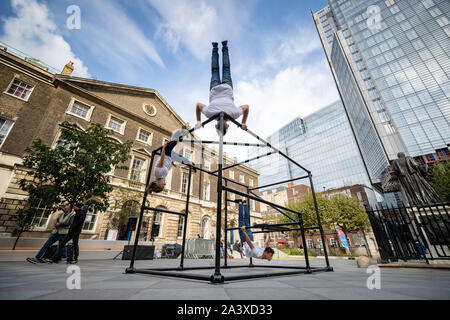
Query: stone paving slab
0 258 449 300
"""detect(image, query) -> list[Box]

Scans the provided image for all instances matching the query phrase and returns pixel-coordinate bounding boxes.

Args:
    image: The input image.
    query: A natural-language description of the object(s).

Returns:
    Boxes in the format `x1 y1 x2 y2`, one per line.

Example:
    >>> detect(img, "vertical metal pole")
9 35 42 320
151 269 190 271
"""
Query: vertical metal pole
127 151 156 273
180 166 192 269
309 174 331 270
224 180 228 267
212 113 224 282
246 187 253 267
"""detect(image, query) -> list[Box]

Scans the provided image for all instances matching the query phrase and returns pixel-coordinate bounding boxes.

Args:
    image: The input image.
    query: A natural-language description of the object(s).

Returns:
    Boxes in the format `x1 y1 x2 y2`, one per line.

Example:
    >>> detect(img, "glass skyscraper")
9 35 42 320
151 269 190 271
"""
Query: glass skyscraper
313 0 450 187
248 100 377 202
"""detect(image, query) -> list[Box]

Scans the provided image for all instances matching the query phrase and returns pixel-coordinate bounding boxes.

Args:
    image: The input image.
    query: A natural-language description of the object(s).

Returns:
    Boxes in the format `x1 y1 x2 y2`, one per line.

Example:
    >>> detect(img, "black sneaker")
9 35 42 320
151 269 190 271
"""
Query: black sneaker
26 257 39 264
212 42 218 48
221 40 228 47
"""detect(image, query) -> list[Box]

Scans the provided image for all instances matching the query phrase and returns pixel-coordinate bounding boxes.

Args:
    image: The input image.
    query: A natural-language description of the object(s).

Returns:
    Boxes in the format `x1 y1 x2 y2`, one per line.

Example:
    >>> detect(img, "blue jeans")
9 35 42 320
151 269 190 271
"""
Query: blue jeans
238 204 254 242
35 233 67 260
210 45 233 90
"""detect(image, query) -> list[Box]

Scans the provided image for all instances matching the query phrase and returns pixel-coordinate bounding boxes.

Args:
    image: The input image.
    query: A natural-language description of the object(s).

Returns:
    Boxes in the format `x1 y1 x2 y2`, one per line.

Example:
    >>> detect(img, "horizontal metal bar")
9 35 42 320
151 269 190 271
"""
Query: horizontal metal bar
136 266 216 271
249 175 310 191
179 139 267 147
223 186 302 216
211 151 275 174
226 222 301 231
224 269 311 281
133 269 211 281
143 206 186 216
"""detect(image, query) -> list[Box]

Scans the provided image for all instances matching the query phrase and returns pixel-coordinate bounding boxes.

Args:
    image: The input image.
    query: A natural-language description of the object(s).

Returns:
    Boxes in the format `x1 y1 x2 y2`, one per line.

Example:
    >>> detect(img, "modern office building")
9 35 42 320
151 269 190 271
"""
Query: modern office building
312 0 450 189
247 100 381 207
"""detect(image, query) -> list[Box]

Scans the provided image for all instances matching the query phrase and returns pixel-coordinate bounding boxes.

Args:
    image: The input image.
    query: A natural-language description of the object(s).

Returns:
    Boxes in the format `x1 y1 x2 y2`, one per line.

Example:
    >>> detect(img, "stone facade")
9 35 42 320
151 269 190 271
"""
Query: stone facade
0 48 263 245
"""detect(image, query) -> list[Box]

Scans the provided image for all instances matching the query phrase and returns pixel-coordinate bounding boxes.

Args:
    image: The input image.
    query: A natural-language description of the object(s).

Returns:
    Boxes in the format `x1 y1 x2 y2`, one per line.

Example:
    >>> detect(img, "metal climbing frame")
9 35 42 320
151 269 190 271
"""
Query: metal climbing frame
125 112 333 283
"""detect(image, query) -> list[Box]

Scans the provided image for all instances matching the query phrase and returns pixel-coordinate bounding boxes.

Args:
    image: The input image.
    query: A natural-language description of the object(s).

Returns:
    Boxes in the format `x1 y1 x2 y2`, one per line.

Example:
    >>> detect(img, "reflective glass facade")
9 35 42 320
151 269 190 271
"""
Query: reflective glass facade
248 101 372 192
314 0 450 182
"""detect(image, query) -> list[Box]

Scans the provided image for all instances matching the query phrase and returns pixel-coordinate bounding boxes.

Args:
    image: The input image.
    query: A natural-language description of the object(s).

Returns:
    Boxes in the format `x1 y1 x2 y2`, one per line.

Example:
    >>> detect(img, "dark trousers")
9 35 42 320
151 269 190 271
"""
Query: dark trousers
210 45 233 90
35 233 67 260
52 229 81 261
238 204 254 242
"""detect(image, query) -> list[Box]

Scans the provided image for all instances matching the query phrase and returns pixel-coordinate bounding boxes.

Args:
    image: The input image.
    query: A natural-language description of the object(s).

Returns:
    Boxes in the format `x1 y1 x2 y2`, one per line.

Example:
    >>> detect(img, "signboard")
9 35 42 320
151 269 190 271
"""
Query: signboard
106 229 118 241
336 227 349 250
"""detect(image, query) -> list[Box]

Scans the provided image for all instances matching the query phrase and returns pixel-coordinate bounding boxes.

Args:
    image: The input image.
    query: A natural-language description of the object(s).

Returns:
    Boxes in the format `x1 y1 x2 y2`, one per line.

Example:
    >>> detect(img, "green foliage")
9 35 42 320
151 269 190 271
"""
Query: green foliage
19 121 132 212
277 246 304 256
329 193 370 235
429 160 450 202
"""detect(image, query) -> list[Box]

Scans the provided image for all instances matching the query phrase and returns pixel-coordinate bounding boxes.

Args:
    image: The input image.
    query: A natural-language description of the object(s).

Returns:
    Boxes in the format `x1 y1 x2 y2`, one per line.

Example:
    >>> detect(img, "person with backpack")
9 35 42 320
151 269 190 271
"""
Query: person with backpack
26 204 74 264
45 202 87 264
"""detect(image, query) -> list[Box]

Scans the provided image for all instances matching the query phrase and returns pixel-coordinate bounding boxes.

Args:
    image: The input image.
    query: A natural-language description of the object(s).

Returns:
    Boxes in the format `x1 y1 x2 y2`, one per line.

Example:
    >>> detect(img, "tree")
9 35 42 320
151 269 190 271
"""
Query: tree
16 121 132 246
429 160 450 202
330 194 371 255
284 192 337 249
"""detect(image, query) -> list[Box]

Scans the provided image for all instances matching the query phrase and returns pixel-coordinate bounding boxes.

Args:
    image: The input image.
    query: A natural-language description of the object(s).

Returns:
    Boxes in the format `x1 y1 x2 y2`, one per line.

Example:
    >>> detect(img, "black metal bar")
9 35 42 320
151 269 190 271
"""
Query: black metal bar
187 112 220 134
224 180 228 267
248 175 310 191
388 204 415 260
249 190 298 223
180 166 192 268
179 139 267 147
226 222 301 231
127 151 156 272
223 186 302 216
142 206 187 217
133 269 213 281
246 187 254 268
210 151 275 174
309 174 330 270
212 112 225 282
224 269 310 281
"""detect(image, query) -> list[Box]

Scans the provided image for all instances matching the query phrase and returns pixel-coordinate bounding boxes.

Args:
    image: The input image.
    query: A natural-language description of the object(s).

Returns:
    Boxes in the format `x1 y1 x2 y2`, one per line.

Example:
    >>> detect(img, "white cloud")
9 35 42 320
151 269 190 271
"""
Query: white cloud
234 61 339 140
79 0 165 74
149 0 248 61
1 0 90 77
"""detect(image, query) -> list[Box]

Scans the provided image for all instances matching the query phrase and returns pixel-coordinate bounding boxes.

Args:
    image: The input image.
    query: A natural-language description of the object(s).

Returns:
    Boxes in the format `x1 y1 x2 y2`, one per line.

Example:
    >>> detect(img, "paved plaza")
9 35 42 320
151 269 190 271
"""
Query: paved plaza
0 258 449 300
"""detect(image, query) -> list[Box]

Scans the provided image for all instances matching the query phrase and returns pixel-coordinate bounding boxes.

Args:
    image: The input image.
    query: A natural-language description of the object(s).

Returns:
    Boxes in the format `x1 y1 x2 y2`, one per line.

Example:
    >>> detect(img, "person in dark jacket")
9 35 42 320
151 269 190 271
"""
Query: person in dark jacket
45 202 87 264
26 204 74 264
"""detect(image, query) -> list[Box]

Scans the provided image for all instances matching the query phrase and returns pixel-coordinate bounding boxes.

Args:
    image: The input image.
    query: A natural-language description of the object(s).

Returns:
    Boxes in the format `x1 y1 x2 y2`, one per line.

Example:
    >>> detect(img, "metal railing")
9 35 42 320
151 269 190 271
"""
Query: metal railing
365 202 450 263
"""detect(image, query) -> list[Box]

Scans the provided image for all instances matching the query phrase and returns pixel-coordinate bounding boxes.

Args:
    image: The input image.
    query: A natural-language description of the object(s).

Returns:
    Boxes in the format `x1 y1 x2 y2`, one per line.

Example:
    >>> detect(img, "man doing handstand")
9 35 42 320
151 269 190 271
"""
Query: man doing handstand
196 41 249 135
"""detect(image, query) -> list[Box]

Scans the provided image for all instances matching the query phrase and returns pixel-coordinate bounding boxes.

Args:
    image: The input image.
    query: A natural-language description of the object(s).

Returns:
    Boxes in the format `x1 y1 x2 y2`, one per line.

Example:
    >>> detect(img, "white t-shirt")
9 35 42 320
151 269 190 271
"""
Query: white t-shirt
154 155 172 179
202 84 243 120
243 241 264 259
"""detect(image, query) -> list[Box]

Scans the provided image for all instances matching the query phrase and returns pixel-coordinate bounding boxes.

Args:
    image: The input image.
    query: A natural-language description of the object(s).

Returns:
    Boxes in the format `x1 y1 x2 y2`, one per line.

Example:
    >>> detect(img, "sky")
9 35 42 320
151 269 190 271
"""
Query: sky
0 0 340 159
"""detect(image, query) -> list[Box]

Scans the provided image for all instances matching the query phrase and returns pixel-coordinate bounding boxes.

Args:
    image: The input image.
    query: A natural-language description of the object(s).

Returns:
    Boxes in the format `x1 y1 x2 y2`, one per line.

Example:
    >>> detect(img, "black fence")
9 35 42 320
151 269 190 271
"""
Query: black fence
365 202 450 264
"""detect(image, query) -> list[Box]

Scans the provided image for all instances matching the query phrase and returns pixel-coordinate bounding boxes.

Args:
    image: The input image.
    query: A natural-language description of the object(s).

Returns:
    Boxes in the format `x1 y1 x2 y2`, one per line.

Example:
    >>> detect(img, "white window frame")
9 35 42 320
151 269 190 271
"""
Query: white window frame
65 97 95 121
4 77 35 102
229 193 236 207
239 174 245 184
330 238 337 247
249 178 254 187
0 118 15 148
129 155 147 183
306 239 314 249
180 171 192 195
204 155 211 170
136 128 153 145
152 211 164 238
203 182 210 201
82 205 98 232
106 114 127 135
229 170 235 180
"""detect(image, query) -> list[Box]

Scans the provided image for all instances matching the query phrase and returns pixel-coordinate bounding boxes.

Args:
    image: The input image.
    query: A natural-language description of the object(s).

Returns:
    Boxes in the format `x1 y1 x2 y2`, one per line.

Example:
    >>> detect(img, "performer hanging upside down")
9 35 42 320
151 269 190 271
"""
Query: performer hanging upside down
239 202 274 261
195 41 249 135
147 126 195 194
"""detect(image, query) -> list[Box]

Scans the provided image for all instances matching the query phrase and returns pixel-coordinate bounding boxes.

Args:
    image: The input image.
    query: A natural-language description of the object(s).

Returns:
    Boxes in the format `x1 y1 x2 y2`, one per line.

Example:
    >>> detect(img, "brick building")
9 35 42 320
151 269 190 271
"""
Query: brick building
0 45 263 245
